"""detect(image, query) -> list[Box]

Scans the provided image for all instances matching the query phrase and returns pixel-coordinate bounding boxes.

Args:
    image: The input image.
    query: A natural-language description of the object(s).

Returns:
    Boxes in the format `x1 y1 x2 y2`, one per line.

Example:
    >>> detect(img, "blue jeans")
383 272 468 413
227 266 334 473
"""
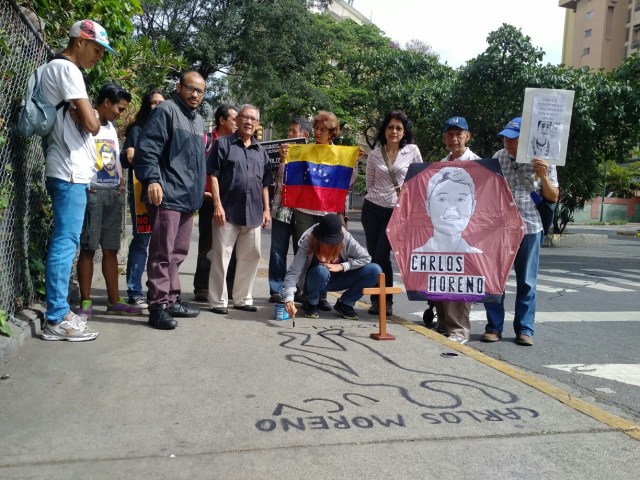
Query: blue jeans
305 263 382 307
484 231 544 336
45 178 89 322
268 218 297 295
126 229 150 298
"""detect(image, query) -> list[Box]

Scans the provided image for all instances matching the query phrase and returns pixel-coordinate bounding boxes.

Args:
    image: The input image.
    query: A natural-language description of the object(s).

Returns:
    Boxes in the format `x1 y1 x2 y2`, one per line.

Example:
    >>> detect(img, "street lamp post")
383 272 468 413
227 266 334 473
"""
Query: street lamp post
599 159 607 222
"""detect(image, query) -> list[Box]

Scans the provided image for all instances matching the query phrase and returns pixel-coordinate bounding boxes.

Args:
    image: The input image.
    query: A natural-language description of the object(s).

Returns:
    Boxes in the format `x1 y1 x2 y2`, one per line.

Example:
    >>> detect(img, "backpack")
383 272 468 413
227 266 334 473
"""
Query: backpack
17 56 70 137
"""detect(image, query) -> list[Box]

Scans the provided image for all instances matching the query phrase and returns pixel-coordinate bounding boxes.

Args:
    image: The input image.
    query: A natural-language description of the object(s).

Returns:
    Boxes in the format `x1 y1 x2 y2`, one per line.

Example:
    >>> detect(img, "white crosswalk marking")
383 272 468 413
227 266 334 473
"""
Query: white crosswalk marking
536 274 634 292
541 269 640 288
506 279 578 293
412 310 640 323
400 267 638 304
544 364 640 387
583 269 640 281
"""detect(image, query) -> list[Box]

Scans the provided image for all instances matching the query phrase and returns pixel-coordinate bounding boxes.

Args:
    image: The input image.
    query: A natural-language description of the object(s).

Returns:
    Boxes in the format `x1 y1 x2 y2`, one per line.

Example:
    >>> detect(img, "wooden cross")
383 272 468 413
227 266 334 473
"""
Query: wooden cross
363 273 402 341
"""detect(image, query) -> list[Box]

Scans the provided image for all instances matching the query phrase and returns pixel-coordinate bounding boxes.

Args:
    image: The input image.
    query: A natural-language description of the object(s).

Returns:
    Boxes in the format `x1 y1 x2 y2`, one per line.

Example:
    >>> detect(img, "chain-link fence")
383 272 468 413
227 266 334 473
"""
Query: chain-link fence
0 2 54 315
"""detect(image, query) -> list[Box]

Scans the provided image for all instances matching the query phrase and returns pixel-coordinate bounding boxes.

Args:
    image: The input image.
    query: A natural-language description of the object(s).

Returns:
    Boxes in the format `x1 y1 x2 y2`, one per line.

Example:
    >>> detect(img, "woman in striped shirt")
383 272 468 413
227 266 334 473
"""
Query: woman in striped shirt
361 110 423 315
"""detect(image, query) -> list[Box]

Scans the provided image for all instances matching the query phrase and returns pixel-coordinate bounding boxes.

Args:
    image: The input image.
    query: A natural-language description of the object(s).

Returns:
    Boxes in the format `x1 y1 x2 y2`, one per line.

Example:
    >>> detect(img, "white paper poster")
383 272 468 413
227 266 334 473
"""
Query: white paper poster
517 88 574 166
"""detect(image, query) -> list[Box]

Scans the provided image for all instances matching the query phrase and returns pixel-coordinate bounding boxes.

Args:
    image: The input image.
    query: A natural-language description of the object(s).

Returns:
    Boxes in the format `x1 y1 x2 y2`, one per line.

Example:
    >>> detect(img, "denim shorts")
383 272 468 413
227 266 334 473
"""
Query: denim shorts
80 188 123 251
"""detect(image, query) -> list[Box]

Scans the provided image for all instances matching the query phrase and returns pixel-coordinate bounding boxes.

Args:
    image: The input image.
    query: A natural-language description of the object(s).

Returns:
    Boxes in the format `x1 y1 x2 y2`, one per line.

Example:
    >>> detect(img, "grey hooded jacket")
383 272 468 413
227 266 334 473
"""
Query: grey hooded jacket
282 224 371 302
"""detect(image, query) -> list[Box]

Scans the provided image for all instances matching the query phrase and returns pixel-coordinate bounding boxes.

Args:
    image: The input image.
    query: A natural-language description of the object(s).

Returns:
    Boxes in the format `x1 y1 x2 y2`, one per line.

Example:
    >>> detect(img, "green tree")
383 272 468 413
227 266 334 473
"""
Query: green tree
29 0 183 98
598 160 633 198
447 24 544 157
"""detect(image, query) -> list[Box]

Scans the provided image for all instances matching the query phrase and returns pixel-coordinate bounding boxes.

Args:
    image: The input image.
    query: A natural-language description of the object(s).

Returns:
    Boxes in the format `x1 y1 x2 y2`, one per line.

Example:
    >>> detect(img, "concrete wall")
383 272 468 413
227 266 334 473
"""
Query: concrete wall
572 196 640 222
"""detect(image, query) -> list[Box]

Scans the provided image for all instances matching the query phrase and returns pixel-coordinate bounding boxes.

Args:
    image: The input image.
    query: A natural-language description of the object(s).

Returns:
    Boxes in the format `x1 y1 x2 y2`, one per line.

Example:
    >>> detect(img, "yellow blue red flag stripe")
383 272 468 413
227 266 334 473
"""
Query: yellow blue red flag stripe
282 144 359 212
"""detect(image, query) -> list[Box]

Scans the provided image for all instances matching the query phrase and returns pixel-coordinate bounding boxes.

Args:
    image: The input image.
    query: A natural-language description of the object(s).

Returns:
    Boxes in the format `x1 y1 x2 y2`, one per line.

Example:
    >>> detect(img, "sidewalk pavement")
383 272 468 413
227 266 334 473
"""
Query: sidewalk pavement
1 216 639 479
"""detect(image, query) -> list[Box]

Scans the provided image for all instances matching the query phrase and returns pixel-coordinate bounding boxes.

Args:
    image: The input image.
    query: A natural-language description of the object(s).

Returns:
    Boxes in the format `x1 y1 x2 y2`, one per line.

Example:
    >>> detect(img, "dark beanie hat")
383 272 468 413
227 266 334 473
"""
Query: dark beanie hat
312 213 344 245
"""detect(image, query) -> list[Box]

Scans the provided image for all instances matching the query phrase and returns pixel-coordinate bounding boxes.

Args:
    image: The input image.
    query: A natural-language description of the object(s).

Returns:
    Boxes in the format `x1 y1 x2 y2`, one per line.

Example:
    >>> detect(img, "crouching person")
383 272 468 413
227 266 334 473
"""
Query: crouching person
282 213 381 320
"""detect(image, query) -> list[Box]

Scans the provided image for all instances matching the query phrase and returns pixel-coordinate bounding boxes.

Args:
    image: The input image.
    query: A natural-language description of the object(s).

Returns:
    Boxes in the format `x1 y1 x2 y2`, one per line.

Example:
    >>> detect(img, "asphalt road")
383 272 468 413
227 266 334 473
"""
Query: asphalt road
378 222 640 424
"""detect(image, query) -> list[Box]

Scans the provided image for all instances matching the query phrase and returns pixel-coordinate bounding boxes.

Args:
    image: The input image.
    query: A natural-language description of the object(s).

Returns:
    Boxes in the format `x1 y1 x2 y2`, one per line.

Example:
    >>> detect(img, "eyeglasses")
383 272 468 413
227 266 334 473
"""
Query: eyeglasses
181 84 205 96
386 125 404 132
238 113 260 123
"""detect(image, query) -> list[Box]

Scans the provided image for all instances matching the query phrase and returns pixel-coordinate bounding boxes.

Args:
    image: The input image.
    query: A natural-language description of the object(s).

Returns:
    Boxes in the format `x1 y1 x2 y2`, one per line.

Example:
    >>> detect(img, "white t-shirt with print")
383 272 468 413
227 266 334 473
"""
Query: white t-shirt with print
91 121 121 189
40 58 96 184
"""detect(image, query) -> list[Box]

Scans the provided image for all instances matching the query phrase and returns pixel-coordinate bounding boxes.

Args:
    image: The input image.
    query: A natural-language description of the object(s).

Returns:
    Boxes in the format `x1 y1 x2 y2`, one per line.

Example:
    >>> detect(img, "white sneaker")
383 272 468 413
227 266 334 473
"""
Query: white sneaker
41 311 99 342
449 335 468 345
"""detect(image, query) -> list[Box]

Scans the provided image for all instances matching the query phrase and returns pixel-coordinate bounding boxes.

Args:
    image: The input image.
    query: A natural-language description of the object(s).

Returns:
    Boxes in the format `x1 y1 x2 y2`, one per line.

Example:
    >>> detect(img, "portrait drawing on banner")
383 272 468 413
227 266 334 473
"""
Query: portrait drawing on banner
412 167 483 254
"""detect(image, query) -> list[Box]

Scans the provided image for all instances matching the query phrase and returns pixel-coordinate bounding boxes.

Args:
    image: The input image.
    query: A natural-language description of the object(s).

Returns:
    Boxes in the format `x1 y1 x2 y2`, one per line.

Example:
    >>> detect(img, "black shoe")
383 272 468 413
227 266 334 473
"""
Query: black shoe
334 300 358 320
168 299 200 318
269 293 283 303
148 308 177 330
211 307 229 314
233 305 258 312
435 325 448 336
193 289 208 302
305 304 319 318
368 299 379 315
318 298 332 311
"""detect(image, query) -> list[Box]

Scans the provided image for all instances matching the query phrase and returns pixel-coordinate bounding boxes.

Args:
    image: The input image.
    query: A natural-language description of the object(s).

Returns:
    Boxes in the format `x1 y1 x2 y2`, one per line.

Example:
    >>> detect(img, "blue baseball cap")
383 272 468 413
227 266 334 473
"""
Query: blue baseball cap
498 117 521 139
443 116 469 132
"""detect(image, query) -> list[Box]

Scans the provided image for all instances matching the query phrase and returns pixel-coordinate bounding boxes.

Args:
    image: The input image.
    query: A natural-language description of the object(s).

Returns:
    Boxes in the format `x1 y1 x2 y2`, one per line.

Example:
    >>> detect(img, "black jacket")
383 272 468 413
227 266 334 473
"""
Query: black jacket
133 93 205 213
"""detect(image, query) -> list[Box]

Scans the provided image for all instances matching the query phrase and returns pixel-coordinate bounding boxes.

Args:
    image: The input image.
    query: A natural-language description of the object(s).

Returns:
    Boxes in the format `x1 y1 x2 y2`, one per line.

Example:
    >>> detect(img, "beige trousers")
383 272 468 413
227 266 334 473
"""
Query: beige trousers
208 222 261 308
435 301 472 340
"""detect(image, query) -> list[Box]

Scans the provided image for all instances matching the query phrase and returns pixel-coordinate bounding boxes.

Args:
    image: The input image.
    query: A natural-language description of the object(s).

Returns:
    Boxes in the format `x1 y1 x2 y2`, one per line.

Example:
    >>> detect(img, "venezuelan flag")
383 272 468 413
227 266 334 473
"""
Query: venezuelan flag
282 144 359 212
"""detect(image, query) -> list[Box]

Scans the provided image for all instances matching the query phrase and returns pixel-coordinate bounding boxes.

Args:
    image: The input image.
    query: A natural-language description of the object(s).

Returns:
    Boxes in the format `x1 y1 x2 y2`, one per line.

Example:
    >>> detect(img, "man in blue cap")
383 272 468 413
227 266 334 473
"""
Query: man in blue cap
430 116 482 344
481 117 559 346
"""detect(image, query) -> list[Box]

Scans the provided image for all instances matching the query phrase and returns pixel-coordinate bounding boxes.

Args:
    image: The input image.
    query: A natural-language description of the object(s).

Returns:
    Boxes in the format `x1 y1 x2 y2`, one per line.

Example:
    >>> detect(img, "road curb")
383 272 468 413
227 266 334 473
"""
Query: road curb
390 316 640 441
0 305 43 364
617 230 640 237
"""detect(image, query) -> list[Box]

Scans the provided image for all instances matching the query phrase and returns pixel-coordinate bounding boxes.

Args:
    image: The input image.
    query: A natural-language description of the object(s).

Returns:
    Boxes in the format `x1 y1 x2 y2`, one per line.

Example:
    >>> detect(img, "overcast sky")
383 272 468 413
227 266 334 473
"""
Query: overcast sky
355 0 566 67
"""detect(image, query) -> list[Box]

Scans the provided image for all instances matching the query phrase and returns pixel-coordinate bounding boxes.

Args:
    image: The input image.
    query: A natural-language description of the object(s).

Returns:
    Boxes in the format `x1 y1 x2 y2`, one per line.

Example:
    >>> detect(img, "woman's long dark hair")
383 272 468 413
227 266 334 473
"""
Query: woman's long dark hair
127 88 165 133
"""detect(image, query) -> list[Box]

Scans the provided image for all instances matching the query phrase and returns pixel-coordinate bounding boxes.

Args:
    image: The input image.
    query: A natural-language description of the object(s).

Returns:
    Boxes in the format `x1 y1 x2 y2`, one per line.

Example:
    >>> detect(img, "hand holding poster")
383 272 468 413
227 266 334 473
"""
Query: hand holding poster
260 137 306 169
133 172 151 234
387 159 525 303
281 144 359 213
517 88 574 166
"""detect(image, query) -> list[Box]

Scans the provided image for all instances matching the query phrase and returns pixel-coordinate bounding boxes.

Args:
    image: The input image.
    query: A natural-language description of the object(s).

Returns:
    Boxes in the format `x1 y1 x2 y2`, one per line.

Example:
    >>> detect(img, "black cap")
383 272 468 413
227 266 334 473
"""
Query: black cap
312 214 344 245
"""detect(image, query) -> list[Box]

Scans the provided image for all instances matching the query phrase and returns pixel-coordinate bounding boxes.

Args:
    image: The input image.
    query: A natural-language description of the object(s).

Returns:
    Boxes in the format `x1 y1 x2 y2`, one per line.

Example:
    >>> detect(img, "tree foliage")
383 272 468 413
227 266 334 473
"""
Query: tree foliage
28 0 183 99
22 2 640 223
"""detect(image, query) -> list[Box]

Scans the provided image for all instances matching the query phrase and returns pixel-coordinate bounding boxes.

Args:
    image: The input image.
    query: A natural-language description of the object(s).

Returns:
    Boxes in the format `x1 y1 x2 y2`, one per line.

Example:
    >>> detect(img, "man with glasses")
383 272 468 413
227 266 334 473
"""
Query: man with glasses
207 104 272 314
134 71 207 330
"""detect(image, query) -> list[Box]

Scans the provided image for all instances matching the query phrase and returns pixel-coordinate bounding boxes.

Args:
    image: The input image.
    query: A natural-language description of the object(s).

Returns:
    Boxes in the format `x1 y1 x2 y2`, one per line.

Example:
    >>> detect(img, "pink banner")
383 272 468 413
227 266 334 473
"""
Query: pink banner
387 159 525 303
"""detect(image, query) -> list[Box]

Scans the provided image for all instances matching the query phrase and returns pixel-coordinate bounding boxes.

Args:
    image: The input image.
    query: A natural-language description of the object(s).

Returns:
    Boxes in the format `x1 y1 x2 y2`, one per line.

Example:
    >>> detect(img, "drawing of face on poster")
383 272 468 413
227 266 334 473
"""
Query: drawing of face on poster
387 160 525 303
413 167 482 254
528 119 560 160
98 143 117 176
519 88 575 165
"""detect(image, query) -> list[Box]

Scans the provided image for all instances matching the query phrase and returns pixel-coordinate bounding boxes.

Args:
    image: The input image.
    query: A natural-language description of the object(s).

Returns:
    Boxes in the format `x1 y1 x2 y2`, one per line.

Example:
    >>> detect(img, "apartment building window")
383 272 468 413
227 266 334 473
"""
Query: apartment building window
582 47 591 56
633 25 640 50
627 27 630 42
606 6 616 40
586 10 594 20
585 29 592 37
636 1 640 11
